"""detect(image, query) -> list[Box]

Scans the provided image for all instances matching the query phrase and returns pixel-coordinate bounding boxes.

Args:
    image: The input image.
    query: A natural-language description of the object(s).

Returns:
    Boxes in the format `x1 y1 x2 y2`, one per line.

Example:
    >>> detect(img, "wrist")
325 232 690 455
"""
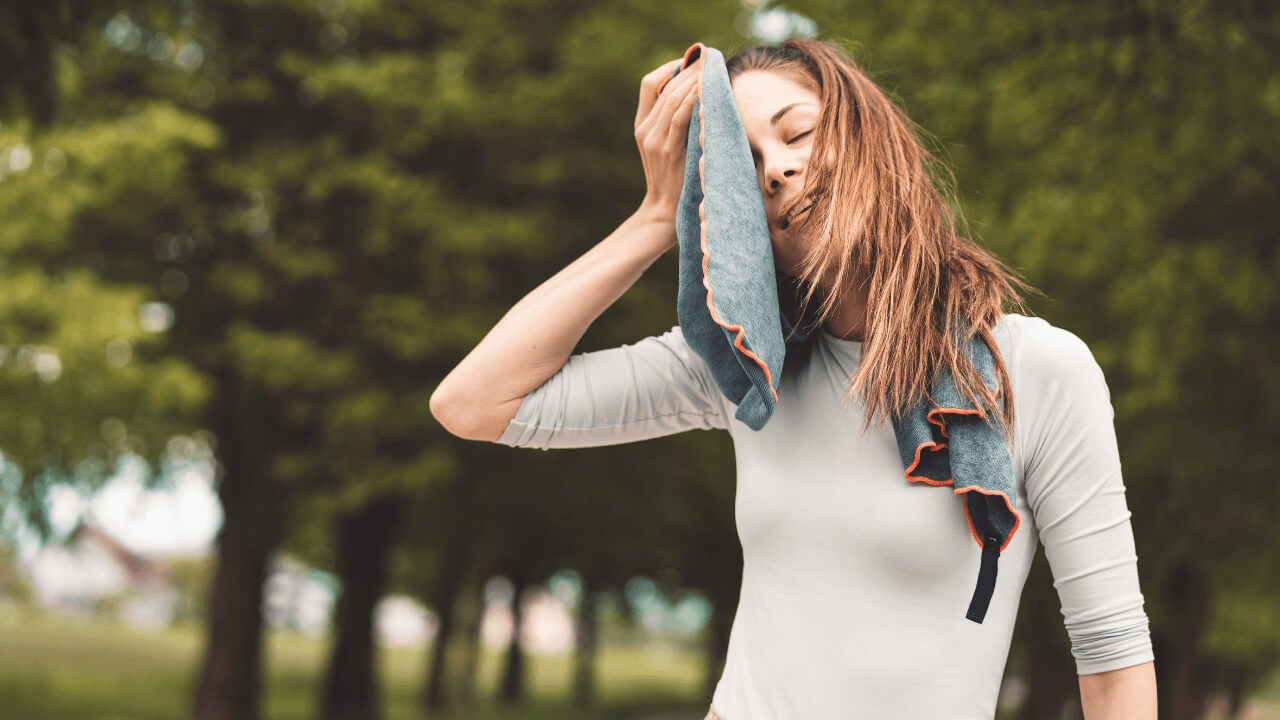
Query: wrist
636 196 678 227
626 201 679 255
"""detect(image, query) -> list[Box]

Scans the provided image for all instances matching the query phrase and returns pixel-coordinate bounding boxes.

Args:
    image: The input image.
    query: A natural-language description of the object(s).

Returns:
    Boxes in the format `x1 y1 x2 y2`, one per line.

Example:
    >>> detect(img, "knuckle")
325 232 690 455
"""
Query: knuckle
644 60 679 83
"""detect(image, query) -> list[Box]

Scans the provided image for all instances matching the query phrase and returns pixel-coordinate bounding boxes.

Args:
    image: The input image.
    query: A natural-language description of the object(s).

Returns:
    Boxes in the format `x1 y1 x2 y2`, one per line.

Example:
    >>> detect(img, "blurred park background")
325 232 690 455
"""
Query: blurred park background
0 0 1277 719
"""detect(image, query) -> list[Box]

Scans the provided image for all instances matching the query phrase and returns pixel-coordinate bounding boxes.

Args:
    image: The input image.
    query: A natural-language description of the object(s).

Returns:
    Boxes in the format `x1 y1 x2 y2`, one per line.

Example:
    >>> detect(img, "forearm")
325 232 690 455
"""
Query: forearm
1079 661 1157 720
430 201 676 439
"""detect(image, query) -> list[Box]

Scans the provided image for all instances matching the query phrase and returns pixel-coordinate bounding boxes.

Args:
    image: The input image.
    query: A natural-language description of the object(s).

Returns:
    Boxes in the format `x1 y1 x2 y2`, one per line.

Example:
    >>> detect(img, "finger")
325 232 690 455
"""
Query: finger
651 68 700 139
638 66 689 135
640 53 702 131
671 83 699 139
656 52 704 99
636 59 685 126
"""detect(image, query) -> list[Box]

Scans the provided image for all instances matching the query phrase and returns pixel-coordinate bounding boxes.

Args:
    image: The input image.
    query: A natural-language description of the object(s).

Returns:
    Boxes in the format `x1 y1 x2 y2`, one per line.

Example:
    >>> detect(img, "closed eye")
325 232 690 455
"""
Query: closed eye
788 130 812 144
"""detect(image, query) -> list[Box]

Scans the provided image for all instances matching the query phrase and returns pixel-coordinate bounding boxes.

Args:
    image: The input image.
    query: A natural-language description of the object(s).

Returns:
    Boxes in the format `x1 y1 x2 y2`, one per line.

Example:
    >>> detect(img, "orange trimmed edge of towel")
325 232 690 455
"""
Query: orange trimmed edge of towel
903 406 1021 552
655 42 704 97
664 41 779 405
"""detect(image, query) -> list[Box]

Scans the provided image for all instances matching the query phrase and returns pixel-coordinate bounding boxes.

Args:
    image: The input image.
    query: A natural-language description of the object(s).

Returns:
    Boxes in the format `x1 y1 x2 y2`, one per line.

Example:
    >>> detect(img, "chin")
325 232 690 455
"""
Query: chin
773 256 803 278
768 237 802 271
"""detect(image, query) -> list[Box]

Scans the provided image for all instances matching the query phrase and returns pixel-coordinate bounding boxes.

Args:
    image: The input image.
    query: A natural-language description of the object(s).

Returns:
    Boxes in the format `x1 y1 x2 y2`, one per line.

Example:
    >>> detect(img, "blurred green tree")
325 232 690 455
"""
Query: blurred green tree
0 109 216 534
0 2 152 123
3 2 1277 720
237 0 750 715
0 1 746 718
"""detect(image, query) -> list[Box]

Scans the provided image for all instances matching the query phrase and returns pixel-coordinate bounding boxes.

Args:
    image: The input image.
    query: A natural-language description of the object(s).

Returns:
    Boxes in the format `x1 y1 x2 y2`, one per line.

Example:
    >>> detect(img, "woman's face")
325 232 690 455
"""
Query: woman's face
731 69 822 275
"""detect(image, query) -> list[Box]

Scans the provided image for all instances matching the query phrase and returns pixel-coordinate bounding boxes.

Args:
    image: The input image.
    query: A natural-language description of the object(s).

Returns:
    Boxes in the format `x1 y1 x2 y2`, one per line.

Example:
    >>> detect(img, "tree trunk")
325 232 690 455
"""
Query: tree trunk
1016 555 1075 720
702 590 735 700
15 7 58 124
319 495 405 720
1223 663 1247 719
422 532 472 713
571 582 598 708
451 574 488 711
192 377 286 720
1154 561 1212 720
1015 620 1076 720
497 573 529 703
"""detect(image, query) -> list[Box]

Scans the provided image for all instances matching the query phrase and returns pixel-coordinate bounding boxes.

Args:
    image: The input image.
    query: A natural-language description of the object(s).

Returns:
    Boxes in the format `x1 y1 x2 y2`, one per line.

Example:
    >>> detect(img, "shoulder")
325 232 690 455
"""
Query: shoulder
649 324 703 367
661 324 736 426
993 313 1108 396
994 314 1117 482
649 323 724 393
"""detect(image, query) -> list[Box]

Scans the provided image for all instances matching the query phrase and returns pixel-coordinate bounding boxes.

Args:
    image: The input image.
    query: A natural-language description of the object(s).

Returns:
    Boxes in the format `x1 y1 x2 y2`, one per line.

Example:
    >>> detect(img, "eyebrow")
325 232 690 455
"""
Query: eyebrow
771 102 816 126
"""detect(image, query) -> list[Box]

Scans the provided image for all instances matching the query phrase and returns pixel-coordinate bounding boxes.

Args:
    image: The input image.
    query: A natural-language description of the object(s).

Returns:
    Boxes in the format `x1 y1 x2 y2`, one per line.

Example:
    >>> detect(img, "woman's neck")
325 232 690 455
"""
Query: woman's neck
818 277 870 341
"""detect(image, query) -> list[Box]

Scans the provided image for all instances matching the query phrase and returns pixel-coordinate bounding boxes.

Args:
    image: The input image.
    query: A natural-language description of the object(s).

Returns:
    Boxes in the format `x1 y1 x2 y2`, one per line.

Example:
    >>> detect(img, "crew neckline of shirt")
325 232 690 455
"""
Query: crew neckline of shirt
819 325 864 352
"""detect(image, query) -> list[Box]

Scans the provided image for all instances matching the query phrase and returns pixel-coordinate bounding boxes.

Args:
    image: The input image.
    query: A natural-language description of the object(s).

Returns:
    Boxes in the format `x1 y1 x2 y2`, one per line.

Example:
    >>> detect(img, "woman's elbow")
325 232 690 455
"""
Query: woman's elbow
430 381 516 443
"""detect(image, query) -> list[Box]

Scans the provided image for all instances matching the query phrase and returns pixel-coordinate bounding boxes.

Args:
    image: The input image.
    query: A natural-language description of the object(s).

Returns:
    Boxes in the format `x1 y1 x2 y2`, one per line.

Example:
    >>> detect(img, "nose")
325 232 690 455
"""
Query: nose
769 169 796 191
764 164 800 196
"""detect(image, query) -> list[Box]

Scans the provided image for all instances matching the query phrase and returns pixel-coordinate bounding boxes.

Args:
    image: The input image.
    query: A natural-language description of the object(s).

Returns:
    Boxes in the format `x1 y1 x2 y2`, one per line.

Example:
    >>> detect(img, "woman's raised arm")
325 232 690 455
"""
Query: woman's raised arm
430 54 704 442
430 206 676 441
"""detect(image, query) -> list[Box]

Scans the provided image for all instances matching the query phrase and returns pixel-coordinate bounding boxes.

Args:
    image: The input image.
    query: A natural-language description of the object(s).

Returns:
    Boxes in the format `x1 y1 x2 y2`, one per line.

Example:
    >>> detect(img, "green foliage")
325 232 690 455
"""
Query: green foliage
0 105 215 532
1205 584 1280 665
0 604 716 720
3 0 1278 709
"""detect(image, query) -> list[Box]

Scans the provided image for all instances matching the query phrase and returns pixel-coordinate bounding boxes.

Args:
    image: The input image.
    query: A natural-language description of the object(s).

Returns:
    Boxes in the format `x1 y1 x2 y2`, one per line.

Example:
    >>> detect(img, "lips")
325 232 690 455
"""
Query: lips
777 201 814 230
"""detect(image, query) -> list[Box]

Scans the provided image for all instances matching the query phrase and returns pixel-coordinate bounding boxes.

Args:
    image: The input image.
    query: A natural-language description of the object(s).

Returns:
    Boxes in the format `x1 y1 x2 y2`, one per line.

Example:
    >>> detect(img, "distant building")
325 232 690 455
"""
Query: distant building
24 521 179 629
22 522 577 654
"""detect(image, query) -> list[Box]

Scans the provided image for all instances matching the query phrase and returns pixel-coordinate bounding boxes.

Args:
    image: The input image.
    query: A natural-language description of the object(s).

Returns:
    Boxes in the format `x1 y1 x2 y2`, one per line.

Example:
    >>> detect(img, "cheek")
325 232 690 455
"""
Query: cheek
768 232 803 272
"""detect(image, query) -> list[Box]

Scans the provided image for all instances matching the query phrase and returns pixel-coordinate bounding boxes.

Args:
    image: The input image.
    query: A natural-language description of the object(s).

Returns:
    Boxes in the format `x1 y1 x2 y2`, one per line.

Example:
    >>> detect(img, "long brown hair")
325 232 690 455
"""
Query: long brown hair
726 37 1044 446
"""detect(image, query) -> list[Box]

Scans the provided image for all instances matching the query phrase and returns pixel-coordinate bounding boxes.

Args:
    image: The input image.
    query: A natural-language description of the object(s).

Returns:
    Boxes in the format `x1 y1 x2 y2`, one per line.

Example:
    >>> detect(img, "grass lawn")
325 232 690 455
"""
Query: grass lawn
0 602 709 720
3 601 1279 720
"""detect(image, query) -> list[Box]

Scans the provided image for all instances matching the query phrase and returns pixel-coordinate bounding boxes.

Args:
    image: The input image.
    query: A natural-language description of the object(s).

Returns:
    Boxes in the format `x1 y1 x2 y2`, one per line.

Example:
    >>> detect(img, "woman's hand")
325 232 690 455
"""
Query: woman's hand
635 54 704 224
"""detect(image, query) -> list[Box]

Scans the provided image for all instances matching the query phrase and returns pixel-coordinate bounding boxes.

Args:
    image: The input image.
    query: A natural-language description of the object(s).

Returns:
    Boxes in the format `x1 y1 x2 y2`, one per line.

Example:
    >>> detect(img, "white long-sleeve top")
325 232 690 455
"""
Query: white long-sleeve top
496 312 1153 719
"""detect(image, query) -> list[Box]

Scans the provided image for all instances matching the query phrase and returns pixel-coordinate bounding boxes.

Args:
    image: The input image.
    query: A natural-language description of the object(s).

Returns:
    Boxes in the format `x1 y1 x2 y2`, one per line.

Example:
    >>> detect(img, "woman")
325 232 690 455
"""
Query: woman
431 38 1156 720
